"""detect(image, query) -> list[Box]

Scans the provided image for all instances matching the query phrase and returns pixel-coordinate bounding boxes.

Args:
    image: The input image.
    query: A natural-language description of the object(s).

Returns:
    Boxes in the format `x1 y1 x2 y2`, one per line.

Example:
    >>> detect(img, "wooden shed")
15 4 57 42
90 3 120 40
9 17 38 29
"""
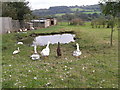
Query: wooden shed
31 18 57 28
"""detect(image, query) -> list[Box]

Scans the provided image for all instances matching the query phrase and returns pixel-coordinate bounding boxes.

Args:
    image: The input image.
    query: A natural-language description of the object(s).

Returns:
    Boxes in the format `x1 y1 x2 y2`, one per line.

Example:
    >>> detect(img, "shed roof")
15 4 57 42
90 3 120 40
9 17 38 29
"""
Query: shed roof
31 20 46 22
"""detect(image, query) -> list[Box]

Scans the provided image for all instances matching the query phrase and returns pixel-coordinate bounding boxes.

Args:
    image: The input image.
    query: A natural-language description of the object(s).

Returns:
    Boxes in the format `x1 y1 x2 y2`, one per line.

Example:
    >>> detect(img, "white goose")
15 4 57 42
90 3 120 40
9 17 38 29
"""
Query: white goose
13 47 20 54
30 45 40 60
7 31 11 33
73 43 82 57
23 28 27 32
41 41 50 57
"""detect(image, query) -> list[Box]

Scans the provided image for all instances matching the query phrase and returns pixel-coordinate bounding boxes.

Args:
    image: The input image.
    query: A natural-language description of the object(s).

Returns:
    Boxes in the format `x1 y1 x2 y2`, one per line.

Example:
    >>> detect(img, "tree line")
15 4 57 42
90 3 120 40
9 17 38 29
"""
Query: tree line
91 17 120 28
2 0 33 21
100 1 120 46
32 5 101 17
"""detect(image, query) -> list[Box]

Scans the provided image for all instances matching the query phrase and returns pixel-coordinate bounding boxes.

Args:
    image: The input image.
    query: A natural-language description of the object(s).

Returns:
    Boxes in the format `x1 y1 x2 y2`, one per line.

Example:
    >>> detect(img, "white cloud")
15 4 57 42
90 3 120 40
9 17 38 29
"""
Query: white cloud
28 0 100 10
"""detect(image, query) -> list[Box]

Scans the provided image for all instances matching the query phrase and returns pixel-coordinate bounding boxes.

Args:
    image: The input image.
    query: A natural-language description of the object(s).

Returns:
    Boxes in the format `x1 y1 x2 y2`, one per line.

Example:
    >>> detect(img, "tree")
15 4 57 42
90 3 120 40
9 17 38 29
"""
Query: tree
100 0 120 46
2 0 33 28
62 13 74 24
100 1 120 17
91 17 107 28
2 2 17 19
70 18 84 26
2 0 32 27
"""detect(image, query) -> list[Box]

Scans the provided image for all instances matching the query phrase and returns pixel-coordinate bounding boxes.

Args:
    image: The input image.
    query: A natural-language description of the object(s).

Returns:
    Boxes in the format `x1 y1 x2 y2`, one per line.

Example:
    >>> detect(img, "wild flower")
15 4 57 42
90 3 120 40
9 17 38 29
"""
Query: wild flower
67 72 69 74
46 82 51 86
92 70 95 72
9 75 11 77
28 70 31 72
84 56 87 58
34 77 37 80
9 65 12 67
102 80 105 82
82 67 85 70
61 79 64 81
45 78 48 80
65 66 67 68
65 58 68 60
14 83 17 85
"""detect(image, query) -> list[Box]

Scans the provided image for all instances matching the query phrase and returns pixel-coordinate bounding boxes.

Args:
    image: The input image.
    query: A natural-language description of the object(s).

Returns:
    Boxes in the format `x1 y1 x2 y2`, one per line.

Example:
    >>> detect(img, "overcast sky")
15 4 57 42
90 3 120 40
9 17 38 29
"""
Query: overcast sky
28 0 100 10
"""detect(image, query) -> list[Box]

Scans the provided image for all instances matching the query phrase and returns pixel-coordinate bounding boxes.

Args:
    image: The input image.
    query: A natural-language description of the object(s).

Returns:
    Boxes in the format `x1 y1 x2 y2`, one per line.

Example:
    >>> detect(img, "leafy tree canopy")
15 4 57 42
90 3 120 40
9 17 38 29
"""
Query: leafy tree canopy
100 0 120 17
2 0 32 21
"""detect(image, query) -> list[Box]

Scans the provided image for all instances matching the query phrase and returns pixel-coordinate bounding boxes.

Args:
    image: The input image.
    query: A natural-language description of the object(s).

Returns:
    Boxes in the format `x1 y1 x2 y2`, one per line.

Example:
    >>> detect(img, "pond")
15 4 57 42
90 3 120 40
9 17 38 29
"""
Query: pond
33 34 75 46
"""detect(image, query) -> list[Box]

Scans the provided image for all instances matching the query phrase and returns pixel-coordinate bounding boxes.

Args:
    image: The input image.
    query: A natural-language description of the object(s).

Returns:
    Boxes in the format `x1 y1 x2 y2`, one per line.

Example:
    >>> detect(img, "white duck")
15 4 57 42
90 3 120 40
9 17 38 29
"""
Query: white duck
73 43 82 57
31 27 35 30
41 41 50 57
23 28 27 32
7 31 11 33
19 28 23 32
30 45 40 60
13 47 20 54
17 42 23 45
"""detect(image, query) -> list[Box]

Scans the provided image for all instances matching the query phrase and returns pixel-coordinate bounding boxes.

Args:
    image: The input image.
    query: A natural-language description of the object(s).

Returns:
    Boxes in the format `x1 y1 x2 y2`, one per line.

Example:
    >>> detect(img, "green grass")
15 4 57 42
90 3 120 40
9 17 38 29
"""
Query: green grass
82 11 101 14
70 8 101 14
70 8 95 12
55 8 101 16
55 13 66 16
2 22 118 88
70 8 85 11
55 13 74 16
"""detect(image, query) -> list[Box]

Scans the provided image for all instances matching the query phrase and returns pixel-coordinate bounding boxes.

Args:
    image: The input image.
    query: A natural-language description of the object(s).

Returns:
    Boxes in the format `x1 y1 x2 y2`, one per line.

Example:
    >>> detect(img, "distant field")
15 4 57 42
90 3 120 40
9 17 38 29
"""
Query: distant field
55 13 66 16
70 7 101 14
55 8 101 16
70 8 84 11
70 8 95 12
82 11 101 14
2 22 118 88
55 13 74 16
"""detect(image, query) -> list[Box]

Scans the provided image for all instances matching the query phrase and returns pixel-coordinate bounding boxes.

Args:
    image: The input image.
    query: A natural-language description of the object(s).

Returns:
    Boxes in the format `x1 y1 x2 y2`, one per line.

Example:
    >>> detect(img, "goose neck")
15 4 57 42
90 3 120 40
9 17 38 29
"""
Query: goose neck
34 45 37 53
18 47 20 51
77 44 80 51
46 43 50 48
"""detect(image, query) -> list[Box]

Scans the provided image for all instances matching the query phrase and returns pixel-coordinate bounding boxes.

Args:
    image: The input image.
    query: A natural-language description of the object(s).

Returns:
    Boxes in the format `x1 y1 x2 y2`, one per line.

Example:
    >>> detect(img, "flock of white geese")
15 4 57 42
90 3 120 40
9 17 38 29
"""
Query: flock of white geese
13 41 82 60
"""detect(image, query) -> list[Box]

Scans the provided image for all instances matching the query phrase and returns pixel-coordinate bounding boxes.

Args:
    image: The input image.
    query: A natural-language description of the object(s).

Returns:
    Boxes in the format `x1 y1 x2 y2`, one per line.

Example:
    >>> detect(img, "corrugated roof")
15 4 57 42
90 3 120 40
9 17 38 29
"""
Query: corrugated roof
31 20 46 22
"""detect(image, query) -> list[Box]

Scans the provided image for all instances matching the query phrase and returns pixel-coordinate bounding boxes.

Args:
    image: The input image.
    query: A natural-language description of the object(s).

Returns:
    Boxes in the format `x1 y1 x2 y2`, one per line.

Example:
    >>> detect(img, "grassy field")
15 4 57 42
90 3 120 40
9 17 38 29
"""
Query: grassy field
70 8 85 11
55 13 74 16
55 8 101 16
2 22 118 88
55 13 66 16
70 8 101 14
82 11 101 14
